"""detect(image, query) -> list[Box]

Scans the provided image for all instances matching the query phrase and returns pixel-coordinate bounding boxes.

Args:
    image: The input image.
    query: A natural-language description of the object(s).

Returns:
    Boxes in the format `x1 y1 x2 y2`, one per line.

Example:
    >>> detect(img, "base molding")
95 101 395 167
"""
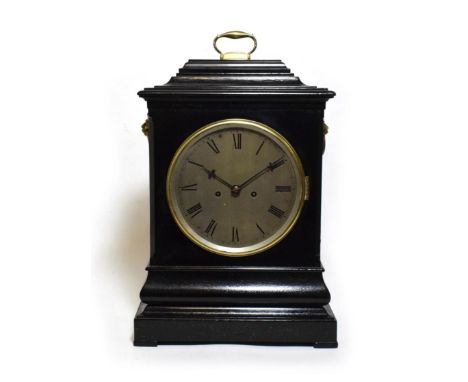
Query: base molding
134 303 337 347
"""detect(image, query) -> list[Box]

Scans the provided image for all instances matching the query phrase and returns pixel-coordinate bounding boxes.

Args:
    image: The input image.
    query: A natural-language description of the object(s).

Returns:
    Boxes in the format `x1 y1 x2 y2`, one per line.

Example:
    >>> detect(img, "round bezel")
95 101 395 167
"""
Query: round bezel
166 118 305 257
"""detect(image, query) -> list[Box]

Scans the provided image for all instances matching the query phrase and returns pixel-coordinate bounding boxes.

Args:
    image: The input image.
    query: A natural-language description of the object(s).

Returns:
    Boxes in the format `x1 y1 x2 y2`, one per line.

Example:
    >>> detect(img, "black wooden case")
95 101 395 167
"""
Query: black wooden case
134 59 337 347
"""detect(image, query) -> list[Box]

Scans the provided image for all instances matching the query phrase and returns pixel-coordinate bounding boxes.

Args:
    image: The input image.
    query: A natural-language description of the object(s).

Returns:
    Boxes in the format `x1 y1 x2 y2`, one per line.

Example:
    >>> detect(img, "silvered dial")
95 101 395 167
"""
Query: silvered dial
166 119 305 257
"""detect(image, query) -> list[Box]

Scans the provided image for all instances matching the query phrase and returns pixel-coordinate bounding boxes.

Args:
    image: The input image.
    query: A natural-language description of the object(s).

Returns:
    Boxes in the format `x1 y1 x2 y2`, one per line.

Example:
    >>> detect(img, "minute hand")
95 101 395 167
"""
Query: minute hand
238 157 286 190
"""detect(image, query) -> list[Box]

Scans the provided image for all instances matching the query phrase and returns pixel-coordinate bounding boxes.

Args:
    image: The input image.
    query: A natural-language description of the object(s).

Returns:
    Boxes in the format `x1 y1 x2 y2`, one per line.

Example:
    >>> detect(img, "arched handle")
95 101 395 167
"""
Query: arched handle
213 31 257 60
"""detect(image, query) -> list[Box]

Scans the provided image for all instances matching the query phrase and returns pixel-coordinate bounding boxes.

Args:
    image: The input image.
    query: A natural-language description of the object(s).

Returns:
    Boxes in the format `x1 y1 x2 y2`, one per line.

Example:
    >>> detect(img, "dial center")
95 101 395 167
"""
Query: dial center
231 185 241 197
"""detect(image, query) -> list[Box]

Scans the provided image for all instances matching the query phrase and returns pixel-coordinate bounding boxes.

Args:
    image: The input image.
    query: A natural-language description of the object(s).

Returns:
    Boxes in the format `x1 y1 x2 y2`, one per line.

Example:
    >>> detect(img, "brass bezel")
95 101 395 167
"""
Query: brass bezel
166 118 306 257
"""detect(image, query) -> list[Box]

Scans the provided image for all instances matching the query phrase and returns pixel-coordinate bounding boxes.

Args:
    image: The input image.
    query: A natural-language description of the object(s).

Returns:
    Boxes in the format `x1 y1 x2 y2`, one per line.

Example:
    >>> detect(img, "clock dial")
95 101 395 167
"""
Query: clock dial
166 119 305 257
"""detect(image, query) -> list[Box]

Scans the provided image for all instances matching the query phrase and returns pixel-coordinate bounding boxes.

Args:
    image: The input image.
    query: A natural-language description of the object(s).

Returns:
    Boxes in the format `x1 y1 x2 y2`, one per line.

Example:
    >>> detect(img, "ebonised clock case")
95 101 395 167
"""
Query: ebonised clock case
134 59 337 347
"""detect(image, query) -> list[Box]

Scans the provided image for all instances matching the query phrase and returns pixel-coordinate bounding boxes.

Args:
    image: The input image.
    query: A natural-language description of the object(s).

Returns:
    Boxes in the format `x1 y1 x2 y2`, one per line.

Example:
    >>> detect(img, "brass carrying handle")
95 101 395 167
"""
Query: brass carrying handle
213 31 257 60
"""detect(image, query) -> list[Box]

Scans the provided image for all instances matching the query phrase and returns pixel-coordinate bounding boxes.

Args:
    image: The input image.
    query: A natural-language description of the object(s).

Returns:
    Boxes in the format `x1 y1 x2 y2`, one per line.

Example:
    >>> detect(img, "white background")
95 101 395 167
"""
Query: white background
1 0 467 380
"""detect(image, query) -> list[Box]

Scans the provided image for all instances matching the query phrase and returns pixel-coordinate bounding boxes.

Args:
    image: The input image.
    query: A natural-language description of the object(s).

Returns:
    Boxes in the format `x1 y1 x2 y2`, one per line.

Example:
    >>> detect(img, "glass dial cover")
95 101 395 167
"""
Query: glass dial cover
166 119 305 257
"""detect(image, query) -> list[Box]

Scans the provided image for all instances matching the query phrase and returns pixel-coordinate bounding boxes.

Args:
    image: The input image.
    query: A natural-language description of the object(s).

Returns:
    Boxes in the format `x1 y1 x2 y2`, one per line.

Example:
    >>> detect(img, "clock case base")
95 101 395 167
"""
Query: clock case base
134 303 337 347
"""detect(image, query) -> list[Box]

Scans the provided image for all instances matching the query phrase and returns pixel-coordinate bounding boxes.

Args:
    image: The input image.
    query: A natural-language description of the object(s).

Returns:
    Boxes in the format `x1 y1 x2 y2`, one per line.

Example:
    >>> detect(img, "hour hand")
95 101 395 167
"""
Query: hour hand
207 169 234 190
188 160 233 190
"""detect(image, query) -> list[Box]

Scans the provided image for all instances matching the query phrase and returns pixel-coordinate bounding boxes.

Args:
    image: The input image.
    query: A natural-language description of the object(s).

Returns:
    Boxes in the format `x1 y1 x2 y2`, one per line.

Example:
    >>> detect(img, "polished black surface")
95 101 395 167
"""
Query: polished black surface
135 304 337 347
134 59 337 347
140 266 330 306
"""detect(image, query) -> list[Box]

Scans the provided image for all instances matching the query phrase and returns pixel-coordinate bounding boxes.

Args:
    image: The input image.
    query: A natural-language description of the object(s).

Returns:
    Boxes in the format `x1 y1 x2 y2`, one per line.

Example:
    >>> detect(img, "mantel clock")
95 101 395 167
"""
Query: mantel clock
134 32 337 347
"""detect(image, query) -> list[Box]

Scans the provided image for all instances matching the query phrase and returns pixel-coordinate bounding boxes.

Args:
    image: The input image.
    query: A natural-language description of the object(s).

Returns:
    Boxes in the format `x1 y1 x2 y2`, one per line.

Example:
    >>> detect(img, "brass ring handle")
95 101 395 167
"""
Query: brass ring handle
141 119 150 136
322 122 329 154
213 31 257 60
